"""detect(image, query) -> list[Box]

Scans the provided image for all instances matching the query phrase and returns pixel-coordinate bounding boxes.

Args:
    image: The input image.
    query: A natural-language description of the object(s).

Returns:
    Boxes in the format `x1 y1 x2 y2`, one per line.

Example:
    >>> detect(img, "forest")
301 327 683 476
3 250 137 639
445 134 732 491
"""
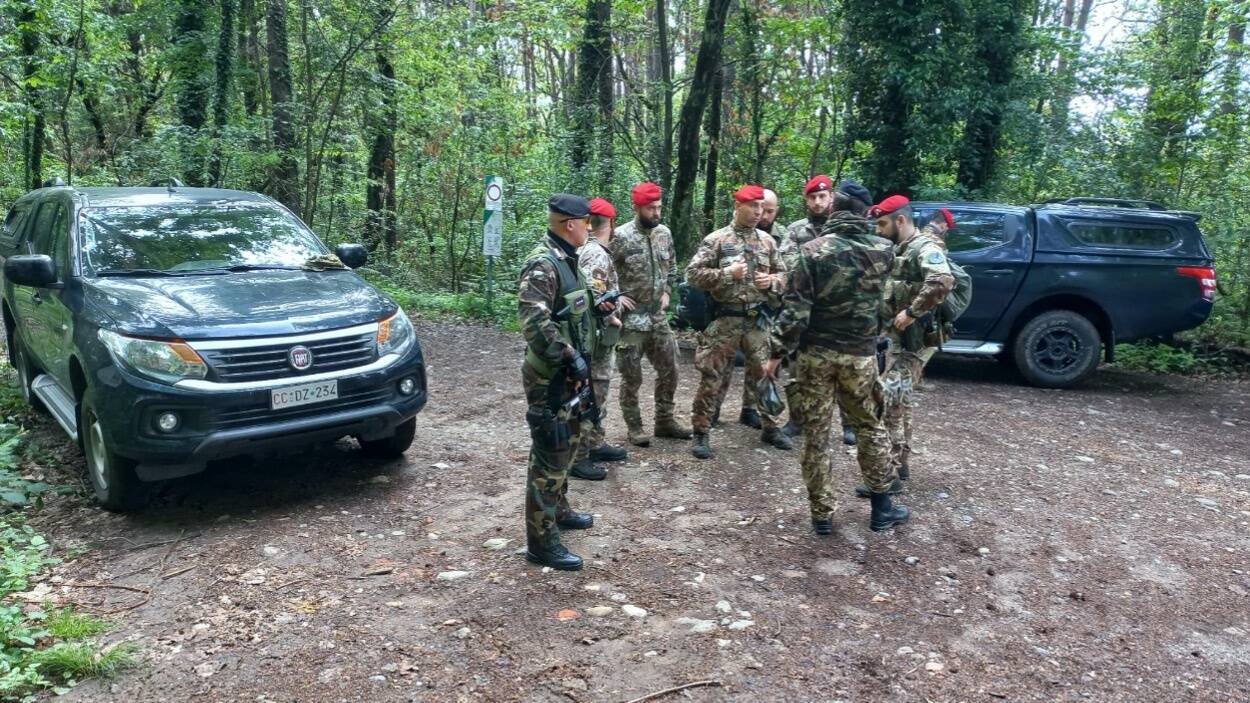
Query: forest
2 0 1248 351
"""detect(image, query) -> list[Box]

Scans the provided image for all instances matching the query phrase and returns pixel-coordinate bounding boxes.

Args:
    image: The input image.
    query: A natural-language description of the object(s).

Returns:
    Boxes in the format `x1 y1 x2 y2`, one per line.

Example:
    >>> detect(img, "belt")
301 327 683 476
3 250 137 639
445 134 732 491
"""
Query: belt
714 303 753 318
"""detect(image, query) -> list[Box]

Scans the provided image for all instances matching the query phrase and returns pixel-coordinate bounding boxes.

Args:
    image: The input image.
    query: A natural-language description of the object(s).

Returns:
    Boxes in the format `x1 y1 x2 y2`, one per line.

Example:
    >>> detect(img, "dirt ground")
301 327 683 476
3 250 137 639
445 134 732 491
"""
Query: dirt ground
12 319 1250 702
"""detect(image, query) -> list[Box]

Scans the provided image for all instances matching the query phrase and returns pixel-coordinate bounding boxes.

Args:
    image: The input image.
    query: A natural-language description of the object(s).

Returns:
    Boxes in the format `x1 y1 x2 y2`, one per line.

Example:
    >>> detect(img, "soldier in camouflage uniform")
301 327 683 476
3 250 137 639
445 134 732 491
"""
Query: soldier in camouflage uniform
712 188 780 429
686 184 791 459
858 195 954 498
611 182 693 447
568 197 627 481
517 194 614 571
915 208 954 371
767 184 910 533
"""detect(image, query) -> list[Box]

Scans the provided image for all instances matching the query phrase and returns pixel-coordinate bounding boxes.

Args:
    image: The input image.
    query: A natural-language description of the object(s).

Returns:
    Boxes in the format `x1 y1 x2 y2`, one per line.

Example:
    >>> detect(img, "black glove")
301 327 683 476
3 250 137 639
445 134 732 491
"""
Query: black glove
565 352 590 382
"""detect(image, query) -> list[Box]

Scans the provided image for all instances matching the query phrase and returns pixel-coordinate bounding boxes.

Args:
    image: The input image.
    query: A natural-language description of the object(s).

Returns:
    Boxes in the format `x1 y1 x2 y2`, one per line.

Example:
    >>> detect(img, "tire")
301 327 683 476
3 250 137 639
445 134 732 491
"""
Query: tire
9 331 46 413
79 388 146 511
1012 310 1102 388
359 417 416 460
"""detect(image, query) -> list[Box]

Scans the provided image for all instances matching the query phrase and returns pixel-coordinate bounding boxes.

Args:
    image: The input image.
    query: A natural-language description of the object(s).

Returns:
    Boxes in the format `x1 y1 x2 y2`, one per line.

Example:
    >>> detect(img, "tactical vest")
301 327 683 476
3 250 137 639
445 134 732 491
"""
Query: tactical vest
523 242 595 378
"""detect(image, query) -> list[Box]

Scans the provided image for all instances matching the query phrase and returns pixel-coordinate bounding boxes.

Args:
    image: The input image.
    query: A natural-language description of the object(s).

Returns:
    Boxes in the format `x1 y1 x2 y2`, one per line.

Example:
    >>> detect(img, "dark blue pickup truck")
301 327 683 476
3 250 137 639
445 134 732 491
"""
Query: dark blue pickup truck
677 197 1216 388
911 198 1215 387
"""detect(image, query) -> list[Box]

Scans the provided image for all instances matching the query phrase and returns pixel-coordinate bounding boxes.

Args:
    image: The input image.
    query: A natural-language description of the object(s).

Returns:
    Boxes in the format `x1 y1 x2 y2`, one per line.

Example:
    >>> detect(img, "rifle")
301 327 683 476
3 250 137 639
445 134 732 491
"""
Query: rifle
875 336 890 375
553 299 602 434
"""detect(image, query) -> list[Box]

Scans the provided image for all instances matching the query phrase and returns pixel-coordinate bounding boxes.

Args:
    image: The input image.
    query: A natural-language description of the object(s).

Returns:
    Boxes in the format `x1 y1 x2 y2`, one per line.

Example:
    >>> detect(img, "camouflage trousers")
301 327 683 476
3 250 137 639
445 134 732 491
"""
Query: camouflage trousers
714 356 804 423
575 349 614 462
691 316 779 432
882 348 927 471
793 347 893 519
616 325 680 430
522 362 582 547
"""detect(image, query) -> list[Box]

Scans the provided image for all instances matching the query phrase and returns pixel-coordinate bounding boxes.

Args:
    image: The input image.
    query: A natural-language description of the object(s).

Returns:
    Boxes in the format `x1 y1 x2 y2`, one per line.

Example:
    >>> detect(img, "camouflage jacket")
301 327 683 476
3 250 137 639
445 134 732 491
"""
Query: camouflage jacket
884 229 955 352
921 222 949 251
685 223 786 307
517 232 593 369
578 237 618 297
779 217 822 270
609 220 677 332
772 212 895 356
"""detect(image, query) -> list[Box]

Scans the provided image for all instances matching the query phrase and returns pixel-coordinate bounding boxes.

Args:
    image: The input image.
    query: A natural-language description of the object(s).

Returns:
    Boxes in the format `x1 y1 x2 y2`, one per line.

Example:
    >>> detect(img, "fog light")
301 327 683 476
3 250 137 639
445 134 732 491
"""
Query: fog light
156 411 180 433
398 377 417 396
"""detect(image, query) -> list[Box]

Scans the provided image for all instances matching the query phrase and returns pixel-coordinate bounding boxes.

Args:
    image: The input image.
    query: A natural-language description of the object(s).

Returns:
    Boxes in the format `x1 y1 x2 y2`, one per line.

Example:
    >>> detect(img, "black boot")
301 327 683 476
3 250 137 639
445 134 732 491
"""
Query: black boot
782 419 803 437
812 517 833 535
897 462 910 481
855 477 903 498
590 443 627 462
739 408 762 429
569 458 606 481
842 423 857 446
691 432 711 460
526 539 584 570
869 491 910 532
761 427 793 450
557 511 594 530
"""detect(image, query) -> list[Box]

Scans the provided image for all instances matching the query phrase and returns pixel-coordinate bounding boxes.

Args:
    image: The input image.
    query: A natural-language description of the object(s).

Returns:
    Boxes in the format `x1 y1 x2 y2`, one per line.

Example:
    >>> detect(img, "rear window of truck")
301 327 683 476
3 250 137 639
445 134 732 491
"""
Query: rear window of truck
1064 221 1179 250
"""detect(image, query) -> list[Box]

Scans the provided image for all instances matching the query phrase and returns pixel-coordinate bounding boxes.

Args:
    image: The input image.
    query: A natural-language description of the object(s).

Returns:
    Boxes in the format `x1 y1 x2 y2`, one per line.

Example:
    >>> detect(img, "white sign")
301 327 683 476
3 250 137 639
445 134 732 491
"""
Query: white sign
483 210 502 257
484 175 504 212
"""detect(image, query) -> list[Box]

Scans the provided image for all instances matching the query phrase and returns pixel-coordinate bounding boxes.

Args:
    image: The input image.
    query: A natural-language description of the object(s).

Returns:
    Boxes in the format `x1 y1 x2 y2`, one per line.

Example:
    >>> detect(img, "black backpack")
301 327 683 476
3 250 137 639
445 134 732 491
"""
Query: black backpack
675 281 714 331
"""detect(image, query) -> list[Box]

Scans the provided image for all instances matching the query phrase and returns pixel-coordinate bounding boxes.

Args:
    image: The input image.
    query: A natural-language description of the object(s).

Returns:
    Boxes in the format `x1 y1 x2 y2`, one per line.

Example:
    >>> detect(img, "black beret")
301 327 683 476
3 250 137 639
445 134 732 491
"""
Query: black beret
548 193 590 217
836 180 872 206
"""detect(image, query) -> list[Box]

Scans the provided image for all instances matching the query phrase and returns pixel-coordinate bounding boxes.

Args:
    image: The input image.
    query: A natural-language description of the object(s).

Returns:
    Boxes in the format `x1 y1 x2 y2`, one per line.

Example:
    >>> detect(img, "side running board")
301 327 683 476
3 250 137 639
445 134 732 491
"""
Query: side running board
31 375 79 442
940 340 1005 356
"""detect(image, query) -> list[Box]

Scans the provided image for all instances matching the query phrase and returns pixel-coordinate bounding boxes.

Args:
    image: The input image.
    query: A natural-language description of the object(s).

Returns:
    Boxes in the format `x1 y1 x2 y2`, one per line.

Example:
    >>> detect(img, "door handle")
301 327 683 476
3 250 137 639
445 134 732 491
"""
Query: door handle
30 291 43 304
982 269 1013 275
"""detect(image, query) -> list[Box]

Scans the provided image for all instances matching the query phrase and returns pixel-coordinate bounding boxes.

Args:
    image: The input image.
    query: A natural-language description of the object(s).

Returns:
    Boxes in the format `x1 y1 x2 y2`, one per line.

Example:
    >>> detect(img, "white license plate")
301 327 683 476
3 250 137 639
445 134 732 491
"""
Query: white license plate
271 380 339 410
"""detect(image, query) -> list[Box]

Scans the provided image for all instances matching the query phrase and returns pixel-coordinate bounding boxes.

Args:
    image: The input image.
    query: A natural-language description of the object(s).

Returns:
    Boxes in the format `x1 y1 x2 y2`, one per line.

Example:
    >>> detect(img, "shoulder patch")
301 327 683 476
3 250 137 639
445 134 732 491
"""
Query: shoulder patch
925 250 946 265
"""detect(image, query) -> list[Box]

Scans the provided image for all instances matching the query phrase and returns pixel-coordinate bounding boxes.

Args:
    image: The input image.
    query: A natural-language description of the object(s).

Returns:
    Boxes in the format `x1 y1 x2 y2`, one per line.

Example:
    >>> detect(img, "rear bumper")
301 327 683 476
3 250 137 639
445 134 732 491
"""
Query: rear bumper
93 343 426 480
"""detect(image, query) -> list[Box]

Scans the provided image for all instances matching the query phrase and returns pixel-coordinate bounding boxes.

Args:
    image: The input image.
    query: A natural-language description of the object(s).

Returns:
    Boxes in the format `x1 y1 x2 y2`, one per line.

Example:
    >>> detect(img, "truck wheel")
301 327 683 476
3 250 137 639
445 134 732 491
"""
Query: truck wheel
1013 310 1101 388
80 388 146 511
359 417 416 460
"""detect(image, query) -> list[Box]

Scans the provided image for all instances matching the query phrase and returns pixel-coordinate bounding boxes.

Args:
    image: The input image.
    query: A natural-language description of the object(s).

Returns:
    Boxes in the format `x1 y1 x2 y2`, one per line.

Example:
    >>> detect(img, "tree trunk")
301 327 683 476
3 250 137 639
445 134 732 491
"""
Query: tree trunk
266 0 301 214
571 0 612 191
20 1 45 190
956 0 1028 194
700 67 724 235
238 0 263 116
173 0 212 186
208 0 237 186
669 0 732 258
365 17 398 260
656 0 673 194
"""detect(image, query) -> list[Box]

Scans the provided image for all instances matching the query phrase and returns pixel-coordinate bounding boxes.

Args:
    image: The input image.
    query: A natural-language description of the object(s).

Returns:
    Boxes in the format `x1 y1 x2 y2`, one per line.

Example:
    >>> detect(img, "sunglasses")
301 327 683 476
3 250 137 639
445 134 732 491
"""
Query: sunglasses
560 216 591 224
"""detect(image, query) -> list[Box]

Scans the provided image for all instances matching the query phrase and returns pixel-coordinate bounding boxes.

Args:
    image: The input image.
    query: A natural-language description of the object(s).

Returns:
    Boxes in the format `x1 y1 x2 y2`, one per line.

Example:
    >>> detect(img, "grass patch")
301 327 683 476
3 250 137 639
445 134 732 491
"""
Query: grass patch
29 641 138 680
44 609 110 640
364 273 520 331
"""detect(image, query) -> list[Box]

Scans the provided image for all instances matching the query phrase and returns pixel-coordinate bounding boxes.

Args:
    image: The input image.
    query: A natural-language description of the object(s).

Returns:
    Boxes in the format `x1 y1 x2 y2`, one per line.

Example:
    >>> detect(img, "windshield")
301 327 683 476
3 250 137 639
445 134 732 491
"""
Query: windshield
78 205 328 275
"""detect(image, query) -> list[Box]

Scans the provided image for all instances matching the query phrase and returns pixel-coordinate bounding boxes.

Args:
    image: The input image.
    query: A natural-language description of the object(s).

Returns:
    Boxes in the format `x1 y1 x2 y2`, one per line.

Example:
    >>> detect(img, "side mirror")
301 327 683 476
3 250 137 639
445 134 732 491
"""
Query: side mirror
335 243 368 269
4 255 57 288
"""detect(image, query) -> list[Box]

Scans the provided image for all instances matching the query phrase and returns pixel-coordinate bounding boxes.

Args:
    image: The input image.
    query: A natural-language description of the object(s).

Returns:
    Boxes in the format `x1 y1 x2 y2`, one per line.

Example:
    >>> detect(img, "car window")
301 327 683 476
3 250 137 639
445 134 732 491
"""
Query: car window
915 209 1010 252
2 203 30 244
1064 221 1179 250
27 202 69 276
78 204 328 274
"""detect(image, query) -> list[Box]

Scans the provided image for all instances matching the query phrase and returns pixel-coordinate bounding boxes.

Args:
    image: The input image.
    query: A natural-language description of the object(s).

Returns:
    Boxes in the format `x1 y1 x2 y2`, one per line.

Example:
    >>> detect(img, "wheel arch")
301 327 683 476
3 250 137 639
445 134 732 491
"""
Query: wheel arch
1005 294 1114 362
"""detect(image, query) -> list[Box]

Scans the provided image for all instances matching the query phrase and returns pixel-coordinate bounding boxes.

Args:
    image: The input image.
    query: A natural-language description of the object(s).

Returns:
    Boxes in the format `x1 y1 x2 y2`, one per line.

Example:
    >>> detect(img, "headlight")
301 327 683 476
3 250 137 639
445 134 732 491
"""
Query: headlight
375 309 415 357
98 329 208 384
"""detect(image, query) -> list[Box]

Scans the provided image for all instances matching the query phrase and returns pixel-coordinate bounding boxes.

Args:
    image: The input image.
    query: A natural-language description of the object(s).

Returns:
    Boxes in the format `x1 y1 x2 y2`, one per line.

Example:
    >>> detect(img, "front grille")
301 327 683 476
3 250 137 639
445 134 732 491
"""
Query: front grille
210 386 392 431
200 332 377 382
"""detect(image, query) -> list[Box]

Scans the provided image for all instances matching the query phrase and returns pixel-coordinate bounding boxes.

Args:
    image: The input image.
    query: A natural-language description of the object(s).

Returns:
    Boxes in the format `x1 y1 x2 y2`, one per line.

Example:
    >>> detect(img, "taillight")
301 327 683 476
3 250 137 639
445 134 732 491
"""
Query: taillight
1176 266 1216 301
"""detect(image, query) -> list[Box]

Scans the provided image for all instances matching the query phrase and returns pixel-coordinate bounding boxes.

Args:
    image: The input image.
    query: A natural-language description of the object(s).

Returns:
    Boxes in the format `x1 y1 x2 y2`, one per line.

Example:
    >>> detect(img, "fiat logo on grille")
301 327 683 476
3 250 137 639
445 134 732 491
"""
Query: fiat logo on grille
288 345 314 371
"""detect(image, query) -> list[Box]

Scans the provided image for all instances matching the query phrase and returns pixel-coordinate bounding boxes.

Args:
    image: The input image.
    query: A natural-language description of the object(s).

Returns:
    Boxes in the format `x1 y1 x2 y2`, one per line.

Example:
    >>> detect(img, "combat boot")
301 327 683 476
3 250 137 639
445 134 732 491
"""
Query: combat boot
869 492 910 532
557 511 594 530
690 432 711 460
655 417 693 439
897 461 910 481
526 539 584 571
569 458 607 481
626 424 652 447
761 427 793 450
812 517 833 535
842 423 857 446
590 443 627 462
855 478 903 498
739 407 762 429
781 418 802 437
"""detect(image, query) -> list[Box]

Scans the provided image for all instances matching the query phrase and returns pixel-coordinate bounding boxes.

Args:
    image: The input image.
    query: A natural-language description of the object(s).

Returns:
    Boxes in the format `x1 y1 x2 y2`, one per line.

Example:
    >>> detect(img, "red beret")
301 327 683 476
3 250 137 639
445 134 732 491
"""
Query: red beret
936 207 955 229
733 184 765 203
588 197 615 219
868 194 910 218
803 175 832 195
630 181 662 206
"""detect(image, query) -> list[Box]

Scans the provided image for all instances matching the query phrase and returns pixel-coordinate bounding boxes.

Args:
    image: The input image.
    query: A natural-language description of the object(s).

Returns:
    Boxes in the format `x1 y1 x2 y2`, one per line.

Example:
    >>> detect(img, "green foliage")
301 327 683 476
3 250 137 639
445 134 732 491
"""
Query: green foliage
1113 342 1199 374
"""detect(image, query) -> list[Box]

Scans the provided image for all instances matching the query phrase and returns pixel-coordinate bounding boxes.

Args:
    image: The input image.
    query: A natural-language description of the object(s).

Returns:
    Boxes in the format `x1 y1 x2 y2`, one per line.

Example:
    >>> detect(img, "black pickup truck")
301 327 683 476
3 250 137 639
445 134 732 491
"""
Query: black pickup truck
2 182 428 510
911 198 1214 387
677 197 1215 388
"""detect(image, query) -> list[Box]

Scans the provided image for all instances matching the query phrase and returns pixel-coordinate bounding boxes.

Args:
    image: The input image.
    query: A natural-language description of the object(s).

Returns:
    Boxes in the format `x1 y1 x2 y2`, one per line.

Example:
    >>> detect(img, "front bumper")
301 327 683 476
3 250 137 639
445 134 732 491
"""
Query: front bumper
92 343 427 480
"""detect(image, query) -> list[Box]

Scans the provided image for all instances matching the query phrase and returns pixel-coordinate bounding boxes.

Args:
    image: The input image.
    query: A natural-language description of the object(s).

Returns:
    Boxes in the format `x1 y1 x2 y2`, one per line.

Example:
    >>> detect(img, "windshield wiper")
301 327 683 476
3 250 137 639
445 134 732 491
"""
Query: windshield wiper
200 264 303 273
94 268 215 277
